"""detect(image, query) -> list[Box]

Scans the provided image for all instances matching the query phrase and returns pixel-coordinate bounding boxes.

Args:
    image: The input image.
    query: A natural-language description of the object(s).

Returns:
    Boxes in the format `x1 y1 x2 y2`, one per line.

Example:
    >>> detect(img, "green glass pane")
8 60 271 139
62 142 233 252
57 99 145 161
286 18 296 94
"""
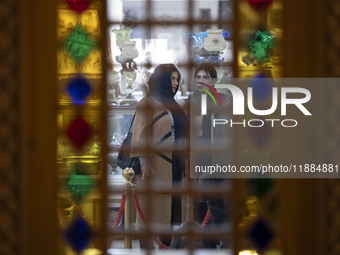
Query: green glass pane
67 171 94 202
247 30 275 63
64 24 95 63
248 179 274 198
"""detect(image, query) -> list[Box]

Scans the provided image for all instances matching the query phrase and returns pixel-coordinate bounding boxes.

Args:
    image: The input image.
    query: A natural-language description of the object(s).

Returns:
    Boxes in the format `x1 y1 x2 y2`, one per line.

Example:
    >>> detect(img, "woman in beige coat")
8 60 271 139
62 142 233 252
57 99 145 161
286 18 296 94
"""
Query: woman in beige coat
130 64 188 247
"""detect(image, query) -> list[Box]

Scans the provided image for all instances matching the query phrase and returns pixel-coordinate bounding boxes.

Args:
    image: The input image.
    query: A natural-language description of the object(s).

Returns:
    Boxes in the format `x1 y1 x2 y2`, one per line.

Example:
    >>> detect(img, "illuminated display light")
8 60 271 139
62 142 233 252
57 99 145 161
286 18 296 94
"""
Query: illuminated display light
239 251 258 255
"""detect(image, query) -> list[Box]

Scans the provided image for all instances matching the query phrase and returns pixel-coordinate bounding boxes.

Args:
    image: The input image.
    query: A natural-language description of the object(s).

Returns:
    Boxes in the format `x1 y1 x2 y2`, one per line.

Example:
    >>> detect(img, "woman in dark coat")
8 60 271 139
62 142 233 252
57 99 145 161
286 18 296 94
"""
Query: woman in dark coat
131 64 188 246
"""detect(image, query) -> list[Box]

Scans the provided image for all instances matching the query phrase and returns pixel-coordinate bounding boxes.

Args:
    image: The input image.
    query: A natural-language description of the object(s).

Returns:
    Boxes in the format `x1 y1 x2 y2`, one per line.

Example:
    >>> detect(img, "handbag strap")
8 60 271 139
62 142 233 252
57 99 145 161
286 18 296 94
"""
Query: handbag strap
128 114 136 134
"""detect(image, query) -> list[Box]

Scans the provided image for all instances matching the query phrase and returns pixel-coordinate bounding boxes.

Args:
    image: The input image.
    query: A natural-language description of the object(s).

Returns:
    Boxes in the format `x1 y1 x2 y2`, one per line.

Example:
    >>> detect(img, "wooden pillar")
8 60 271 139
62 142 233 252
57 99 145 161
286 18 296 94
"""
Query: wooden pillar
281 0 326 255
19 1 58 255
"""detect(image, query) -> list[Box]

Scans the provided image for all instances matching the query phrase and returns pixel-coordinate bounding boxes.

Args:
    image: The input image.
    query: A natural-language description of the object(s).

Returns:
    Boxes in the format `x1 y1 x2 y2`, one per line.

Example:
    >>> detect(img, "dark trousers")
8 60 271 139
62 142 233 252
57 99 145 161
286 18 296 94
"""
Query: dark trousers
196 179 229 248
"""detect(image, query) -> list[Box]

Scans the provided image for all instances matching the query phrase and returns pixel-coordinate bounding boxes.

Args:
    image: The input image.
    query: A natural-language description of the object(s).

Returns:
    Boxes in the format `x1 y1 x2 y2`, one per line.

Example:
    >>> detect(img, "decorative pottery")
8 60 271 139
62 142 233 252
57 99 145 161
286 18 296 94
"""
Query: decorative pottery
121 70 137 90
186 31 208 50
121 41 139 61
112 28 133 49
203 29 227 54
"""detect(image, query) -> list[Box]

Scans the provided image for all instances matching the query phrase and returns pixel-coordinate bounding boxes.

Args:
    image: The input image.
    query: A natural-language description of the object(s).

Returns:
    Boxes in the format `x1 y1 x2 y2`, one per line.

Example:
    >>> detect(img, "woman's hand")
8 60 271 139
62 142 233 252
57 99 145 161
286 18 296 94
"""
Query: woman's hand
141 163 155 180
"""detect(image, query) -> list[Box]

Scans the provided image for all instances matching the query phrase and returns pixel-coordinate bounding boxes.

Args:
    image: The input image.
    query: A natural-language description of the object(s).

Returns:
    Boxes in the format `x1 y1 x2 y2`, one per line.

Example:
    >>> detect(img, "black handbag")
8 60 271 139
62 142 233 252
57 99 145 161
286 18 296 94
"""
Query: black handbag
117 114 141 175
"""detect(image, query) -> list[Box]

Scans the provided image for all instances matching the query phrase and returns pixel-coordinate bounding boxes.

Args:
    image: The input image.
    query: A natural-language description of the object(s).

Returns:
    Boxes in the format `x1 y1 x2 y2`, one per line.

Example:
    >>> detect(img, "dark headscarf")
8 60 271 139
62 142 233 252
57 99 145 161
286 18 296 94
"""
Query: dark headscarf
148 64 181 101
148 64 187 175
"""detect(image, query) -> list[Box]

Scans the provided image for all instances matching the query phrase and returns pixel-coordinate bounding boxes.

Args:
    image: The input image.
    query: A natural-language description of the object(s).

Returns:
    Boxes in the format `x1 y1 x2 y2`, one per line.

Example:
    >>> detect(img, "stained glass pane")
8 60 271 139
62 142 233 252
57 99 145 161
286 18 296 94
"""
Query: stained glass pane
57 0 103 254
66 0 91 13
66 76 92 104
66 116 93 149
64 216 94 253
64 24 96 64
238 0 282 253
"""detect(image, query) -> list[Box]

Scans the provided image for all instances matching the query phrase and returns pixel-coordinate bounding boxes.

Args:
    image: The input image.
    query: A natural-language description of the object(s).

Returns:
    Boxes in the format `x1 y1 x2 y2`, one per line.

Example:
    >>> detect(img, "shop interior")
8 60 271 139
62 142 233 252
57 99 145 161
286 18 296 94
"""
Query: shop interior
3 0 339 255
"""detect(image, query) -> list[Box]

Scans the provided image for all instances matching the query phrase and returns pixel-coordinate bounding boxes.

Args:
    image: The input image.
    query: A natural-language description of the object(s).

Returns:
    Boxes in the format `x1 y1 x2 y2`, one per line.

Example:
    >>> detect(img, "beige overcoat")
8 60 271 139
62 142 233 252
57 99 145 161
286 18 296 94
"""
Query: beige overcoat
130 96 175 230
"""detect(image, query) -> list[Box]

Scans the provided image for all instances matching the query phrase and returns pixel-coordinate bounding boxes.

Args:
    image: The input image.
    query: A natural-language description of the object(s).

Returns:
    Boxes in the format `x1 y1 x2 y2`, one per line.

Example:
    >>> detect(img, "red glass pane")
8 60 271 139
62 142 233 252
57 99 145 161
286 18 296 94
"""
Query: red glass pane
248 0 273 10
66 0 91 14
66 116 93 149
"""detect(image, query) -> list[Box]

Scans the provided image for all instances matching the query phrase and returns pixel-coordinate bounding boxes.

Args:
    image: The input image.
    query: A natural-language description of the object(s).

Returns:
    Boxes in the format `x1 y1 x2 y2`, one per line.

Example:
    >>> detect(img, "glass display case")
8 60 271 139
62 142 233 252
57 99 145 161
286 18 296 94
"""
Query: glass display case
108 105 135 175
107 105 137 245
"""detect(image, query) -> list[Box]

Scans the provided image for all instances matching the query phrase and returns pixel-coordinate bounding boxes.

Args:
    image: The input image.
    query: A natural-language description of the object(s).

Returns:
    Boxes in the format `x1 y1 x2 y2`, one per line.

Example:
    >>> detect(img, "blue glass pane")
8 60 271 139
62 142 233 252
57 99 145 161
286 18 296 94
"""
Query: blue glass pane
64 216 93 253
250 74 273 100
67 76 92 104
247 218 274 251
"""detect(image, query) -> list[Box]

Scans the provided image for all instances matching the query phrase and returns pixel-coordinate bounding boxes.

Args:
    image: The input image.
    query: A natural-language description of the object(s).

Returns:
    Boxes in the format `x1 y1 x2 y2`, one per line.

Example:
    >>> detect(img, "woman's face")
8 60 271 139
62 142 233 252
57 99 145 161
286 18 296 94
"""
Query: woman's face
171 71 179 94
195 70 212 88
